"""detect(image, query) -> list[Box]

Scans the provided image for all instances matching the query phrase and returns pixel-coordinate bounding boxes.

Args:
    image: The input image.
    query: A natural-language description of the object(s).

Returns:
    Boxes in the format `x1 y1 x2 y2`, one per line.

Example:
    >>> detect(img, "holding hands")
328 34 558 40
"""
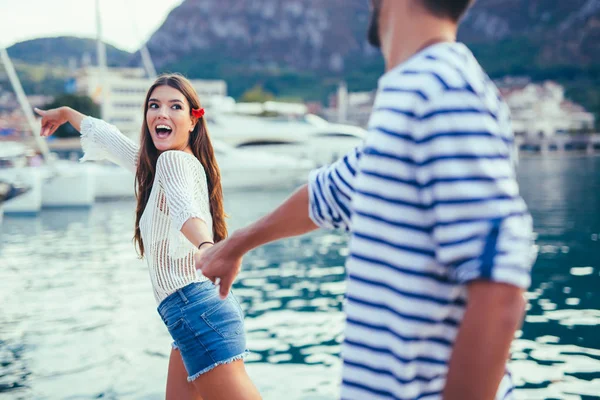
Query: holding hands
194 237 244 299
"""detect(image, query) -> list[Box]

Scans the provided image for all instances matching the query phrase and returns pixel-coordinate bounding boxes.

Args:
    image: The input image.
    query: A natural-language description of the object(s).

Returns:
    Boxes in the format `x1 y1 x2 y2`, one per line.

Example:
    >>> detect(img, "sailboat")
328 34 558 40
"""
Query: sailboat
0 141 43 215
0 48 95 213
0 170 30 224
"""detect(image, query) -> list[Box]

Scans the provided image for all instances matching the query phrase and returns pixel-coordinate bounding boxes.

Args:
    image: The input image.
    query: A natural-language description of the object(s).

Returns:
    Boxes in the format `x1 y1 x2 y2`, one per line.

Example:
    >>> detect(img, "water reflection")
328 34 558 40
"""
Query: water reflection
0 156 599 399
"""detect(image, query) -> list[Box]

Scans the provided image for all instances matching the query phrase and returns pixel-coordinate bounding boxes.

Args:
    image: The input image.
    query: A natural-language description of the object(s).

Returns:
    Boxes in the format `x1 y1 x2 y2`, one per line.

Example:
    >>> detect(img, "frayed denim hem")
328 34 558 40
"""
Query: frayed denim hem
187 351 249 382
171 342 179 350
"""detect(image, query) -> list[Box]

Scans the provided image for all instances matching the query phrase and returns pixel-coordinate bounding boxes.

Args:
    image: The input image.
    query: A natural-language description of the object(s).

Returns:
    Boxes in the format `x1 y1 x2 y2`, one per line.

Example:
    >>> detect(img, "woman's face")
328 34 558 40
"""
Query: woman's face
146 85 196 153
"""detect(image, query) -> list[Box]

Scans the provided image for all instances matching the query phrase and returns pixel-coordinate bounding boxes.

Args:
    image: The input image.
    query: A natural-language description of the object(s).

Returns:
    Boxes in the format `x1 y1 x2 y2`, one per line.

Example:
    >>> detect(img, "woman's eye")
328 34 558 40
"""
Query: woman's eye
172 104 183 110
149 103 158 109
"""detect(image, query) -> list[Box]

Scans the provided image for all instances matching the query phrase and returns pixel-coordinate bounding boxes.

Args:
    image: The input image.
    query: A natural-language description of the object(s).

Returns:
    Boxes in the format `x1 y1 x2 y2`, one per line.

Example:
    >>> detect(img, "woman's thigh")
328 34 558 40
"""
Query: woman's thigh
167 348 202 400
191 360 261 400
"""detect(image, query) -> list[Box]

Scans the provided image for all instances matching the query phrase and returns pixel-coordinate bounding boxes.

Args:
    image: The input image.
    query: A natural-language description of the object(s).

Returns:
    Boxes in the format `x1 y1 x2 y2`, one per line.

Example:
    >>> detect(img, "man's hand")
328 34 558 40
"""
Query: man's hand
195 185 318 299
195 238 243 299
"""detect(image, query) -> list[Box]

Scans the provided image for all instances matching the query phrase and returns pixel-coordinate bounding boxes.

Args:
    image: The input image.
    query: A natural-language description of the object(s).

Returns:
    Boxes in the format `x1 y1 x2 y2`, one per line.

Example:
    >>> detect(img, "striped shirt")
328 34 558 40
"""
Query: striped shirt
308 42 535 400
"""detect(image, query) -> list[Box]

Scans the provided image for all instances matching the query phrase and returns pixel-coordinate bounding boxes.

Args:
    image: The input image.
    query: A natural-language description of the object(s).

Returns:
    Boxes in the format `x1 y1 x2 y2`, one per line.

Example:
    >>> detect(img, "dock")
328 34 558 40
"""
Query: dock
515 134 600 155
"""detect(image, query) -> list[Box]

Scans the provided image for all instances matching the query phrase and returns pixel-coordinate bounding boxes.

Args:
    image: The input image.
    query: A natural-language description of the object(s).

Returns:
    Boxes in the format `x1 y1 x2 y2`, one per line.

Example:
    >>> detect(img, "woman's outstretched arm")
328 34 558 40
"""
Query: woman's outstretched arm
36 106 84 136
35 106 139 173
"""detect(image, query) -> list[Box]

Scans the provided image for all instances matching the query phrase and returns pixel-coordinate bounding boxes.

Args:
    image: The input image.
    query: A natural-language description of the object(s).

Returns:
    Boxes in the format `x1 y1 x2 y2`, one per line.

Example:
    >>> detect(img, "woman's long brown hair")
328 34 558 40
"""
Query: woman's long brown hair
134 74 227 257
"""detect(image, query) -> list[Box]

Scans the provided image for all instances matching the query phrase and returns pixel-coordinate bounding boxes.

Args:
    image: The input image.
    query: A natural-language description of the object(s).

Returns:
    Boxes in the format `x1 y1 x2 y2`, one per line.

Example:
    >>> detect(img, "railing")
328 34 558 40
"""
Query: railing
515 134 600 154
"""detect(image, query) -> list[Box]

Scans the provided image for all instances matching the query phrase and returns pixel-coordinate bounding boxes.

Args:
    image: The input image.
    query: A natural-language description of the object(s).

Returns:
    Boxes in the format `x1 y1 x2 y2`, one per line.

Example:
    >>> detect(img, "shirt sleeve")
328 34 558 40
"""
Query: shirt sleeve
307 146 361 231
79 116 139 174
414 92 536 289
155 150 211 233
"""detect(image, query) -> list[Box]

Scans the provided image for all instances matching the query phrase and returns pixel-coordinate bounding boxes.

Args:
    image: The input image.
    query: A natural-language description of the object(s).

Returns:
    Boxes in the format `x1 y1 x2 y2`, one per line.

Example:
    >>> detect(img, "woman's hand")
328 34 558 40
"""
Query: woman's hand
35 107 69 137
193 243 214 264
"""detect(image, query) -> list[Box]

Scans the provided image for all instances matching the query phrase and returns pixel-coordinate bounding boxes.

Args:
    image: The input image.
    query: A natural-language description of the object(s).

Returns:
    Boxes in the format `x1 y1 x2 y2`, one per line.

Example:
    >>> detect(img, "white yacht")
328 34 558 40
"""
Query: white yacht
41 156 96 208
207 113 366 167
0 142 42 215
213 141 314 190
0 180 30 224
0 143 96 213
90 163 136 200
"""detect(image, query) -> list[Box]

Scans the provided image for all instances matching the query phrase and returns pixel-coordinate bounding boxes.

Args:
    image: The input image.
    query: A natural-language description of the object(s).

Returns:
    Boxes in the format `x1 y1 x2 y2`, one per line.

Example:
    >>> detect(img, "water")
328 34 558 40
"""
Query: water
1 155 599 400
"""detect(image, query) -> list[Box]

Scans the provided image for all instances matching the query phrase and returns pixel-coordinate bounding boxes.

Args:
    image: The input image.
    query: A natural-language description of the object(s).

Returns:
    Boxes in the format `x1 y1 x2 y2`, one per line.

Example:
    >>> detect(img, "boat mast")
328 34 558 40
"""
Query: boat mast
96 0 107 120
140 45 157 79
0 47 51 162
126 2 157 79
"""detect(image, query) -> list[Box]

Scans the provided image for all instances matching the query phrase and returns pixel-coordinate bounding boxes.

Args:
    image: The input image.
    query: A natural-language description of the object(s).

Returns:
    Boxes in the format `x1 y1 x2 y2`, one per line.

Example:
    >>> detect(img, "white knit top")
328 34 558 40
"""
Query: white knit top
80 116 211 303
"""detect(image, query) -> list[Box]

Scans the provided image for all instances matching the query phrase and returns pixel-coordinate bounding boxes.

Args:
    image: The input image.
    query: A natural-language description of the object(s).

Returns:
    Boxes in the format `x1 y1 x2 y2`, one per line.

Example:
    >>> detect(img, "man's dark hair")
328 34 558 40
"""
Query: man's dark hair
420 0 475 22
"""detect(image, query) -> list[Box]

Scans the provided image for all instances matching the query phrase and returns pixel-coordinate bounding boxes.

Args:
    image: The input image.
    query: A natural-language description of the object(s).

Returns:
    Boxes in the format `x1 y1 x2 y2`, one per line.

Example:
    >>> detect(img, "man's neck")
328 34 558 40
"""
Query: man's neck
381 7 458 72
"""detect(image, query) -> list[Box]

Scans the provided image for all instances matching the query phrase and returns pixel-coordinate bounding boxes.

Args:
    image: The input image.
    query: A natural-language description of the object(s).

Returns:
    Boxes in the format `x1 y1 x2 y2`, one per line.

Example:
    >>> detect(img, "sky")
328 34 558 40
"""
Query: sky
0 0 184 52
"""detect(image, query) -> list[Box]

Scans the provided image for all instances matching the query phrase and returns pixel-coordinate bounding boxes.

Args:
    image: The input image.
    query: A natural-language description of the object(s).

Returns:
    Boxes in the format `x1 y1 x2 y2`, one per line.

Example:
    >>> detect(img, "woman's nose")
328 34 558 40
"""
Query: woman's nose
157 106 168 118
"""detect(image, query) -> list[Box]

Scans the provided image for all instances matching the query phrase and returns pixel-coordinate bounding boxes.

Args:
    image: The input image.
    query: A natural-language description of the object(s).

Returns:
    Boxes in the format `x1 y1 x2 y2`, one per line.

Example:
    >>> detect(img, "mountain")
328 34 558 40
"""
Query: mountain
4 1 599 125
6 37 132 69
143 0 600 75
145 0 374 74
461 0 600 75
139 0 600 123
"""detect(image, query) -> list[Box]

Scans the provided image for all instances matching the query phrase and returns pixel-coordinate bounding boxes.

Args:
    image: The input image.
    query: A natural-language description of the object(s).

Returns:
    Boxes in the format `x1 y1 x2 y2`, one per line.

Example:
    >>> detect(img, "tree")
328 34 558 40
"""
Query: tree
42 94 100 138
240 85 275 103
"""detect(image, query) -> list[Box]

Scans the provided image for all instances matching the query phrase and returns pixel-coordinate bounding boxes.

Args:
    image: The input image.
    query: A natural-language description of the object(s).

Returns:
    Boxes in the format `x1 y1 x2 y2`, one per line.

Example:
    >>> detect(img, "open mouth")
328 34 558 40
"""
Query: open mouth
155 124 173 139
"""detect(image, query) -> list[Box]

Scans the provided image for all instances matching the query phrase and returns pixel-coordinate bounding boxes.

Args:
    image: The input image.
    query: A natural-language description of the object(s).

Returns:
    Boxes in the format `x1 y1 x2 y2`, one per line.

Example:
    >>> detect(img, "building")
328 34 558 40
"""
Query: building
75 67 230 136
497 79 595 138
323 83 375 128
323 79 596 136
0 88 53 139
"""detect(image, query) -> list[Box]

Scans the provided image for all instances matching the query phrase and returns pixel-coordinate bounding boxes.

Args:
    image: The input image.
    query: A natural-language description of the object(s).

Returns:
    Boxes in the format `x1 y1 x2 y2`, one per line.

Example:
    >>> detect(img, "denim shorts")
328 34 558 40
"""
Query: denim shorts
157 281 248 382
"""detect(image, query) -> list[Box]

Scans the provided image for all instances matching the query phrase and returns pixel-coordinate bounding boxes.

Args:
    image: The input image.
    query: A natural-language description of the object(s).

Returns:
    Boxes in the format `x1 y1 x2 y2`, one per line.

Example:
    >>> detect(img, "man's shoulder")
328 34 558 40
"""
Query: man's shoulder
386 43 500 102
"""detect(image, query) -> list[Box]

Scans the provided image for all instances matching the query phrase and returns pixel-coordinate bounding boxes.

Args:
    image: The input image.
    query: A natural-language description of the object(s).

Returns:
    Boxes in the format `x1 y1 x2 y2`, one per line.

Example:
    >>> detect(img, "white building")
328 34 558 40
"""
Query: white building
324 79 596 136
75 67 230 136
323 83 376 128
498 79 595 138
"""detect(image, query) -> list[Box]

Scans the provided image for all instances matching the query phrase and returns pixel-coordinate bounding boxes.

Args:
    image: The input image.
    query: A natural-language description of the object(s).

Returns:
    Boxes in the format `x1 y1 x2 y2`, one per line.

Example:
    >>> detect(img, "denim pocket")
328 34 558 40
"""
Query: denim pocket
166 317 184 330
166 318 196 353
158 303 184 331
201 296 244 339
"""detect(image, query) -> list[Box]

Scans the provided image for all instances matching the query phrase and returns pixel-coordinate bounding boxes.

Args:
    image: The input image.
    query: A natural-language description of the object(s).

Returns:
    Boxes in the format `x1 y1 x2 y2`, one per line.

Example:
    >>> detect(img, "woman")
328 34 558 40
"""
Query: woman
36 74 261 400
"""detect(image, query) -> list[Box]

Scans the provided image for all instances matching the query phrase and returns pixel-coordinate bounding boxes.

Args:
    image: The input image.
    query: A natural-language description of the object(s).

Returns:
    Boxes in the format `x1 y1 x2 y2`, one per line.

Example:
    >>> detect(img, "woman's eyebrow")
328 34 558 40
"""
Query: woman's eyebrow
148 98 184 103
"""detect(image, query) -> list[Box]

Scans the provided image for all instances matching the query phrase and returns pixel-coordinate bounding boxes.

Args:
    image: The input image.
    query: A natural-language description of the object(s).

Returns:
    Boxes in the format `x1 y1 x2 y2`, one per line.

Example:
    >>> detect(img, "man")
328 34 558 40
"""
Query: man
197 1 535 399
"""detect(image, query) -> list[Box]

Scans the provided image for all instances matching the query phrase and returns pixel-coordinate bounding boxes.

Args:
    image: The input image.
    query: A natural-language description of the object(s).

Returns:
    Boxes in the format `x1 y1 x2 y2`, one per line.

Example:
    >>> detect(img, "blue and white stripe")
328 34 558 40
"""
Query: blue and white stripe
308 42 535 400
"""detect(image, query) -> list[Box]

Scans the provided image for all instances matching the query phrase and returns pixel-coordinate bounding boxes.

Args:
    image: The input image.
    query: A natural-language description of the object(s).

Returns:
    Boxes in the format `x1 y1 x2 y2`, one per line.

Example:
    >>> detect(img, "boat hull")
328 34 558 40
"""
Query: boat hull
0 167 43 215
42 162 95 208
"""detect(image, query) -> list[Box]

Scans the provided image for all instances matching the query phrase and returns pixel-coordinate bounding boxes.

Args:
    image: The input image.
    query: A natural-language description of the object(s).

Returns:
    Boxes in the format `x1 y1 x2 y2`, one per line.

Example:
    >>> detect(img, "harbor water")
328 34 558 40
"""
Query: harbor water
1 155 599 399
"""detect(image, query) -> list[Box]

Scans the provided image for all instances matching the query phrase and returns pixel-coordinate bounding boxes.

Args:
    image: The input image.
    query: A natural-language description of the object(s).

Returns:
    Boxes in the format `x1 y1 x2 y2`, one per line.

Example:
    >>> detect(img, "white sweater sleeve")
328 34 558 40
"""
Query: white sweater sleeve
80 116 139 174
155 150 212 233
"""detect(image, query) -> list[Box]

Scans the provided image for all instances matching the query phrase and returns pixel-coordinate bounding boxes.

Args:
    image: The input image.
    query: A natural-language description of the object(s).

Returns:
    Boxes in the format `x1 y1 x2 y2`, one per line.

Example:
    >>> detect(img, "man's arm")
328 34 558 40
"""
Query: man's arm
198 185 317 298
197 146 363 298
413 91 535 398
230 184 318 251
443 282 526 400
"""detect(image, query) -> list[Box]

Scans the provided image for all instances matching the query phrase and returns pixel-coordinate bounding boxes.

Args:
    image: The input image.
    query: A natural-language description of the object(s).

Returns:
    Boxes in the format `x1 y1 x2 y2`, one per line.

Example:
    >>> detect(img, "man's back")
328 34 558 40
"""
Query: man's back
308 42 534 400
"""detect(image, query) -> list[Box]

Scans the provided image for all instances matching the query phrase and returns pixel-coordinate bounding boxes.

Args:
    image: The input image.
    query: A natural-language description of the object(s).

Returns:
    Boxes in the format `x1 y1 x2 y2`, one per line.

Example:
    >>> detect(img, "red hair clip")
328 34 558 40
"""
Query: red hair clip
192 108 205 118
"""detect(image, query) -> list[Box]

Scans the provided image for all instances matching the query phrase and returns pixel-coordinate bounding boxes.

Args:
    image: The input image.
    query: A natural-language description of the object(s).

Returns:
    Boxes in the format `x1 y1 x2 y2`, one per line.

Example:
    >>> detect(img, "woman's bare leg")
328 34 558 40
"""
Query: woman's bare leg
166 348 203 400
191 360 261 400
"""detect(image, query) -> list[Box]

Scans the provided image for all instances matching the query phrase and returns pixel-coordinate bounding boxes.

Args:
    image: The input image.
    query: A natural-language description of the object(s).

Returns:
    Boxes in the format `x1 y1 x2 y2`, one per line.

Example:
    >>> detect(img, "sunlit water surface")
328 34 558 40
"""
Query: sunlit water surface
1 155 598 399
